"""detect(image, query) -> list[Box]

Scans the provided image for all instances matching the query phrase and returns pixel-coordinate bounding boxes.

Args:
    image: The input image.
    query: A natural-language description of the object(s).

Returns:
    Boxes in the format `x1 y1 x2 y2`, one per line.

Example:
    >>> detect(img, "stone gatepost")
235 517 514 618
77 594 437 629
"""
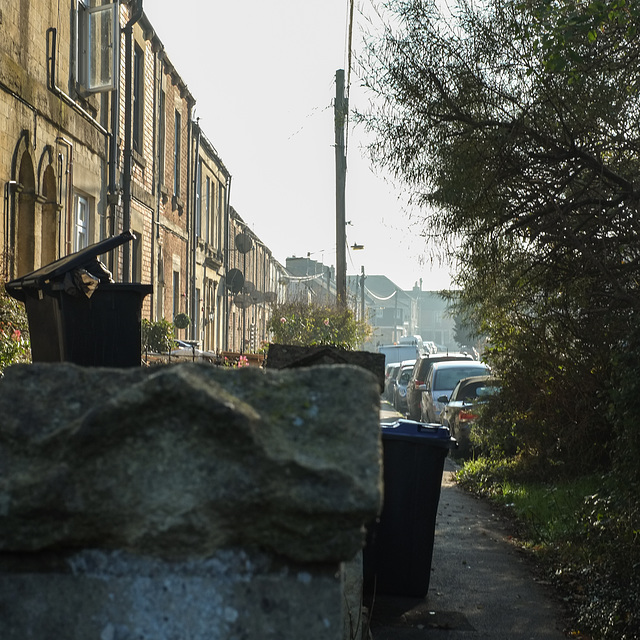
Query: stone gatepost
0 363 382 640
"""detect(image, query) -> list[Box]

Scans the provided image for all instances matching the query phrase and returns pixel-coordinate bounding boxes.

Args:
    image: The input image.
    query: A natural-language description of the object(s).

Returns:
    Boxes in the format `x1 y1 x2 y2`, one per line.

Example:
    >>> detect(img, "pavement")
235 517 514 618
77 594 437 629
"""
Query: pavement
370 402 569 639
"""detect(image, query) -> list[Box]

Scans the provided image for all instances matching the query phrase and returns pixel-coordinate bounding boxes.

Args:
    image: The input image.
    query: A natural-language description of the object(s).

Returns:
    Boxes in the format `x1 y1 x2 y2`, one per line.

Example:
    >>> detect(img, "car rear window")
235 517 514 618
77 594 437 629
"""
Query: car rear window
434 367 488 390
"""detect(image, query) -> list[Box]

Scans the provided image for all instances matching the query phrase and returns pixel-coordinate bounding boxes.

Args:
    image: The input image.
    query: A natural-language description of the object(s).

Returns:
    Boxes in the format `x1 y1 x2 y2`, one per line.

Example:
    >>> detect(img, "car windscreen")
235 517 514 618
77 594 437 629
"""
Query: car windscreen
434 367 488 390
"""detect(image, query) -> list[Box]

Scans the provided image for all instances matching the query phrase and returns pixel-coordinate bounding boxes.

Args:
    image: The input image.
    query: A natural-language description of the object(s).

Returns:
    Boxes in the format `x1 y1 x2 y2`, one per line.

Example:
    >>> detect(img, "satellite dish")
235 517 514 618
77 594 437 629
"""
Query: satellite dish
264 291 277 303
233 293 254 309
235 233 254 254
251 291 264 303
226 268 244 294
243 280 256 294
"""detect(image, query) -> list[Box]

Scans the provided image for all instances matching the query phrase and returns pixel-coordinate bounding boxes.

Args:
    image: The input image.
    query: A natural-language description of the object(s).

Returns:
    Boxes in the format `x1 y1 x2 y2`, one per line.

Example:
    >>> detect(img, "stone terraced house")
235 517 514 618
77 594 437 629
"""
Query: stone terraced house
1 0 285 355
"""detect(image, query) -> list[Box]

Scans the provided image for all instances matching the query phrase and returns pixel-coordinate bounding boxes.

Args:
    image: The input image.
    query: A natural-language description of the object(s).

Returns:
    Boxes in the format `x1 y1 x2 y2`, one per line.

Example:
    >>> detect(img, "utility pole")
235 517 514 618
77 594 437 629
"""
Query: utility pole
335 69 347 306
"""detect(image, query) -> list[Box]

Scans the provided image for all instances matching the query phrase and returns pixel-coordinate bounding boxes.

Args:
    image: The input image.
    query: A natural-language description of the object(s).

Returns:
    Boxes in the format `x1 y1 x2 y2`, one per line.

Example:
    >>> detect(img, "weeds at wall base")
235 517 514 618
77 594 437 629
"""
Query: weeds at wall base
456 456 640 640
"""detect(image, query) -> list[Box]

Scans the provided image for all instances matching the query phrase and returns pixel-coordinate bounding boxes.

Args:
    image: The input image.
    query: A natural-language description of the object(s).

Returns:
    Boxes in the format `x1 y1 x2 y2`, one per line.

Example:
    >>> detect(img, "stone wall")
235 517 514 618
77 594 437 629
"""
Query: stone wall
0 362 382 639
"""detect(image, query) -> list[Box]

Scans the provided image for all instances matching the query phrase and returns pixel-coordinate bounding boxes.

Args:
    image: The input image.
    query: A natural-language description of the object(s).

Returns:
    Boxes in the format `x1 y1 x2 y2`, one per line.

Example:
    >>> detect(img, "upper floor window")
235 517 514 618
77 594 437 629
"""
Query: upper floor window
205 176 211 243
195 160 202 237
158 88 166 184
76 0 118 93
133 43 144 153
173 110 181 197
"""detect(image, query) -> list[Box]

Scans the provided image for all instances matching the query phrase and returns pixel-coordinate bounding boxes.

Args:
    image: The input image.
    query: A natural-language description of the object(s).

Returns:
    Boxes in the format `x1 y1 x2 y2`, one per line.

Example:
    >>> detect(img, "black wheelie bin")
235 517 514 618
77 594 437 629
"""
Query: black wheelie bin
363 419 457 598
5 231 153 367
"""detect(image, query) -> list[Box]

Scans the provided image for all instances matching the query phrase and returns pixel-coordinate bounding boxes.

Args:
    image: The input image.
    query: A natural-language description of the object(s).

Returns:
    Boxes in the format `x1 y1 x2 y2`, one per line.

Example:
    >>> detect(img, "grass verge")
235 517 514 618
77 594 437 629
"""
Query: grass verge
455 456 640 640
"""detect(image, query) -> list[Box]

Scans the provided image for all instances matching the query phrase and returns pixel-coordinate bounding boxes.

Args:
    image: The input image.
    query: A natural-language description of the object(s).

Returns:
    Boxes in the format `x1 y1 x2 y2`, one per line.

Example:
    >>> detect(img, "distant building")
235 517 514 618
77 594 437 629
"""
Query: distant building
410 283 457 351
285 256 336 304
347 275 415 349
226 208 284 353
347 276 457 352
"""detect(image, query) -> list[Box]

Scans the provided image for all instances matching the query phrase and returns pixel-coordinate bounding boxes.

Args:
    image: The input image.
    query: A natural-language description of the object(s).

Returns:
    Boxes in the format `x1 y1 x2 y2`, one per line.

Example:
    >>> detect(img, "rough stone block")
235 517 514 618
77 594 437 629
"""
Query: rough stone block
0 362 382 563
0 362 382 639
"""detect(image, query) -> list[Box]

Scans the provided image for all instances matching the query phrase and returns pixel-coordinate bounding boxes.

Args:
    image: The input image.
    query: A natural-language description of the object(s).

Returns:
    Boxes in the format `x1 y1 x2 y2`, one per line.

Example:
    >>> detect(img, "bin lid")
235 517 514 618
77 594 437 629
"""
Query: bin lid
381 419 457 449
5 231 136 299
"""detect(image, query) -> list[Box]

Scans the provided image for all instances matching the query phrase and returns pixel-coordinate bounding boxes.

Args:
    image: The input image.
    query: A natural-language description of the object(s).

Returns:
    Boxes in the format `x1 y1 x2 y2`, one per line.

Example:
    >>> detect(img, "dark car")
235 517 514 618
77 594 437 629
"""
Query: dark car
393 360 416 414
440 375 501 455
405 353 474 420
421 360 490 423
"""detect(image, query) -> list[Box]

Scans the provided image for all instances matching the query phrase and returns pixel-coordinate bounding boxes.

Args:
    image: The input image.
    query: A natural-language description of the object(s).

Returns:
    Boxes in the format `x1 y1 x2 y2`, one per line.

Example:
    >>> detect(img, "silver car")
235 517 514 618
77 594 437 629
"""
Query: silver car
421 360 490 423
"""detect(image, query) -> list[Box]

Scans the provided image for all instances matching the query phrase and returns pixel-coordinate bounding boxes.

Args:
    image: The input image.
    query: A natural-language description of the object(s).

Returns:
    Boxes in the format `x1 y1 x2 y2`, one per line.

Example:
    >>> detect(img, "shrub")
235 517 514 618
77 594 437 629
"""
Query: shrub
267 300 370 350
0 280 30 373
142 318 175 354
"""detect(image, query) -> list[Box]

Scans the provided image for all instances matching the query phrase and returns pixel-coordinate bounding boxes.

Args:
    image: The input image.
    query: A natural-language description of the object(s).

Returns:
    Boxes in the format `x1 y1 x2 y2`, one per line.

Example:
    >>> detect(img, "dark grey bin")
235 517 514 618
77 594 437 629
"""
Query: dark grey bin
5 231 152 368
363 419 457 597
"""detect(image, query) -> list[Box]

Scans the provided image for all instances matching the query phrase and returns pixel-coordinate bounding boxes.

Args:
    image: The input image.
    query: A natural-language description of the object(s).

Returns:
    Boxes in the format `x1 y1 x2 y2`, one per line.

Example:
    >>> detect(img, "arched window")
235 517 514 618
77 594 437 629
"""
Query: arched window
17 151 36 277
41 164 59 266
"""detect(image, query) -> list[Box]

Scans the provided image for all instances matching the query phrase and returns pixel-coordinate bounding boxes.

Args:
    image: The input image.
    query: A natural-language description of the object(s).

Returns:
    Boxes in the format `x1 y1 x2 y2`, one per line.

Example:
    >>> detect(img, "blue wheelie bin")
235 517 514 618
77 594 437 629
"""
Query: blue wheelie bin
363 419 456 598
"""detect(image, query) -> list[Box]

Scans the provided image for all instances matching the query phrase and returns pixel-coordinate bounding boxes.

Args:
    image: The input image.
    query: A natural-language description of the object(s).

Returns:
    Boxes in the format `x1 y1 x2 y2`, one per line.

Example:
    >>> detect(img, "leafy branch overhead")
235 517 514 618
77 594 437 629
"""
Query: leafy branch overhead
361 0 640 308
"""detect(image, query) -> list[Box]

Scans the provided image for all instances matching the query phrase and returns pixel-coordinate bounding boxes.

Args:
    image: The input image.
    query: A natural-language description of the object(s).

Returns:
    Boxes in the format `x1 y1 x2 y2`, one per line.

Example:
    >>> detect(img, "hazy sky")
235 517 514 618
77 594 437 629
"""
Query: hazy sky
143 1 454 291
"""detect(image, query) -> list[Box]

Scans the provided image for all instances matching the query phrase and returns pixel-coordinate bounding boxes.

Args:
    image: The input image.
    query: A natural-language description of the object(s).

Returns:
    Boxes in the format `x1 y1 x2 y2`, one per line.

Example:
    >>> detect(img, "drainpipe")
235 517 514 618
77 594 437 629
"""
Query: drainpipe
191 119 201 342
122 0 143 282
150 48 164 320
184 99 193 327
223 177 232 351
56 137 74 256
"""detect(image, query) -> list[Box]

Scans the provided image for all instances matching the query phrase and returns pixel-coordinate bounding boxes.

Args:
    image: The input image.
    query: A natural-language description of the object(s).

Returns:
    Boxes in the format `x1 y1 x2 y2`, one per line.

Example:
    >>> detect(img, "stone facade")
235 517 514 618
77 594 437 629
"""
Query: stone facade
0 0 291 355
226 206 286 353
191 126 229 353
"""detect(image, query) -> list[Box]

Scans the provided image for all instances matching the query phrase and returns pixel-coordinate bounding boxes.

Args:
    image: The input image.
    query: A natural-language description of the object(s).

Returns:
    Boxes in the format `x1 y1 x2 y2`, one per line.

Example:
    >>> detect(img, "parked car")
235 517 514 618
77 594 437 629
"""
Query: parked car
377 344 421 367
383 362 402 401
440 375 501 455
421 360 490 423
393 360 416 414
405 353 474 421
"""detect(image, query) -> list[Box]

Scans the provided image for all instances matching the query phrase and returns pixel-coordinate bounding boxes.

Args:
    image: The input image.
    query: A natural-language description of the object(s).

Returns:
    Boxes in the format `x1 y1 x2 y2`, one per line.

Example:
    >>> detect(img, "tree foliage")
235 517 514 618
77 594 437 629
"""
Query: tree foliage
358 0 640 470
267 300 370 350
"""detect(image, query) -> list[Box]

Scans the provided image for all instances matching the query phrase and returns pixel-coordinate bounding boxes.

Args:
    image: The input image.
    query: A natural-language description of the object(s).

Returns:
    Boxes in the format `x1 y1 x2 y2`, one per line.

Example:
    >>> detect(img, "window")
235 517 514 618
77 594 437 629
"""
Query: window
194 288 200 341
205 176 210 243
76 0 118 93
172 271 180 321
173 110 181 197
217 183 224 249
195 160 201 237
132 44 144 153
74 194 89 251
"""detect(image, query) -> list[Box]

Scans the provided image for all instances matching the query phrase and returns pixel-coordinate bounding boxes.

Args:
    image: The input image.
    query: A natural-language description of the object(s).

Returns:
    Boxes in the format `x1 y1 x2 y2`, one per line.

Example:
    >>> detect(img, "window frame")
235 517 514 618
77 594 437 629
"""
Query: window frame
76 0 118 93
173 110 181 198
132 43 145 153
74 193 90 252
